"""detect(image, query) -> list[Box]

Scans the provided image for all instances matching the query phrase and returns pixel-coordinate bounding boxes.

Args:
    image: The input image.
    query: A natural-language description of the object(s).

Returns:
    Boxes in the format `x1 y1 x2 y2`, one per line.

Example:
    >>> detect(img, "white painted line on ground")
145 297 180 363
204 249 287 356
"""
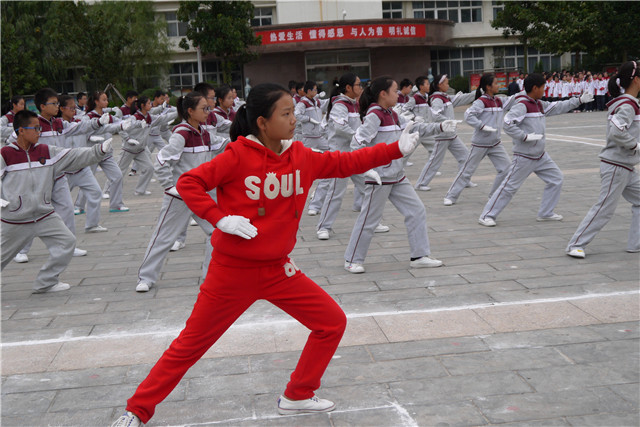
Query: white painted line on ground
546 133 605 143
1 290 637 348
545 136 604 147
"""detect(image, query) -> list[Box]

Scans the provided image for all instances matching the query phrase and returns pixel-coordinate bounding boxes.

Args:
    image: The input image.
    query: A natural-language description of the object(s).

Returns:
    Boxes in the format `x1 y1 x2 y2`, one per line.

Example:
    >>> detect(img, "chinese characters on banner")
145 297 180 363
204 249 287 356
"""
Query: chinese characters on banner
256 24 427 45
494 71 520 90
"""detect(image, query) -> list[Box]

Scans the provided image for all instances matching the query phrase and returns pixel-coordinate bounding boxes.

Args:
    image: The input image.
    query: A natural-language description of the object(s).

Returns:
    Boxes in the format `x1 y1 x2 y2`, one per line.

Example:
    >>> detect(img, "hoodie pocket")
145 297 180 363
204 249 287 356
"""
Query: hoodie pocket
8 196 22 212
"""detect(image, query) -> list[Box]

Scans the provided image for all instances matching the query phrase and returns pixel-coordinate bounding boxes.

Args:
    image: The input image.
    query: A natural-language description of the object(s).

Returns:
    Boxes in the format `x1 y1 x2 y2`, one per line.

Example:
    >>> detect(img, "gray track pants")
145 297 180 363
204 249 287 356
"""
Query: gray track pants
108 148 154 195
317 174 365 231
76 156 125 210
67 167 102 229
445 143 511 203
415 137 469 188
345 179 430 264
567 162 640 252
2 214 75 292
137 194 214 286
480 152 563 221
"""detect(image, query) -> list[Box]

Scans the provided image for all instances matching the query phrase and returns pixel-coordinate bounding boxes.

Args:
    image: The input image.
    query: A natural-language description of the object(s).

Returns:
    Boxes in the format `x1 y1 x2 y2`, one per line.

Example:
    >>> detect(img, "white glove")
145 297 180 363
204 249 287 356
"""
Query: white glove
120 118 135 131
112 107 123 119
127 138 140 146
101 138 113 153
89 136 104 143
363 169 382 185
318 91 326 98
162 101 167 109
482 125 497 132
392 105 403 115
309 118 320 125
526 133 544 141
0 198 9 208
216 215 258 240
440 120 461 133
411 85 418 93
165 186 181 199
413 115 425 123
139 120 149 129
580 92 594 104
99 113 111 126
400 112 415 122
398 121 419 156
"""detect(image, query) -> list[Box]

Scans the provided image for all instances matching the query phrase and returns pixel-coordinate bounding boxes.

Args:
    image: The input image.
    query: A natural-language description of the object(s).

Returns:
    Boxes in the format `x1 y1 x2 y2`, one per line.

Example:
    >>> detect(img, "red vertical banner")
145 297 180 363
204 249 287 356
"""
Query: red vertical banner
495 72 508 90
470 74 481 91
508 71 519 83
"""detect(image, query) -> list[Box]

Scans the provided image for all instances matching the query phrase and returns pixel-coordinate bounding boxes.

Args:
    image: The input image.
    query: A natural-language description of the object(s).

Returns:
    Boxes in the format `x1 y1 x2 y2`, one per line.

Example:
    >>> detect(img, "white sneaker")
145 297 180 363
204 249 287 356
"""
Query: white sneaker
102 193 110 199
626 248 640 253
14 253 29 263
73 248 88 257
308 209 319 216
128 170 137 176
417 185 431 191
170 241 185 252
73 207 85 215
136 282 151 292
406 161 414 166
109 206 130 213
317 229 330 240
134 191 152 196
189 218 198 226
435 171 442 176
478 217 496 227
48 282 70 292
85 225 108 233
277 395 336 415
344 261 365 274
410 256 443 268
111 411 143 427
374 223 390 233
537 213 563 221
150 178 157 183
466 181 478 188
568 248 586 258
443 198 454 206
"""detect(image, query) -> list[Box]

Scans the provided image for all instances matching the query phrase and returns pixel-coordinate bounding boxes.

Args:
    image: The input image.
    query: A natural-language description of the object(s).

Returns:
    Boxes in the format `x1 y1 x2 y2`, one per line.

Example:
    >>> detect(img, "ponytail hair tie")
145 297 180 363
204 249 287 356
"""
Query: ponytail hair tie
616 78 621 87
439 74 448 84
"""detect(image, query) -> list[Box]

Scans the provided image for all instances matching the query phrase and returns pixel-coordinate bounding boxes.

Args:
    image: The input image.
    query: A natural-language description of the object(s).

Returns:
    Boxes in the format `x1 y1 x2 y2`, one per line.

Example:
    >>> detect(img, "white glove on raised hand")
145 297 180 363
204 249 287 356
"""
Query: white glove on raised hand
363 169 382 185
139 120 149 129
400 112 415 122
99 113 111 126
120 118 135 131
164 186 181 199
580 92 594 104
318 91 326 98
89 136 104 143
398 121 419 156
0 198 9 208
482 125 497 132
162 101 167 109
112 107 123 119
216 215 258 240
413 115 425 123
440 120 461 133
526 133 544 141
309 118 320 125
101 138 113 153
127 138 141 146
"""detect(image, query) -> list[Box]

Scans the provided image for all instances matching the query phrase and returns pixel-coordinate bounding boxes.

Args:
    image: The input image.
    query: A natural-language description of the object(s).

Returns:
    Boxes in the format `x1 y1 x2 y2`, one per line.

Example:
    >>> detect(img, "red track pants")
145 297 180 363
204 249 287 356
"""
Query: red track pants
126 254 347 423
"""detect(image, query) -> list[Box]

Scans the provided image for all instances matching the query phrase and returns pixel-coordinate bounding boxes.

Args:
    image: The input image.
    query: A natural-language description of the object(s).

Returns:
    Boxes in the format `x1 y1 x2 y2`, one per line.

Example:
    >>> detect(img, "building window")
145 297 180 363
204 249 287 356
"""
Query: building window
305 50 371 91
251 7 273 27
493 46 561 72
169 61 223 89
54 69 76 94
412 1 482 23
431 47 485 78
382 1 403 18
491 1 503 20
165 12 187 37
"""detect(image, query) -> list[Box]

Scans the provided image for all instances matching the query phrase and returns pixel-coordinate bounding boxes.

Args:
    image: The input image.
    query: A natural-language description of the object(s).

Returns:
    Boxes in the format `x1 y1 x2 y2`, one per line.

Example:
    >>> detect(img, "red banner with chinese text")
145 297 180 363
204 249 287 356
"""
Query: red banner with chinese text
256 24 426 45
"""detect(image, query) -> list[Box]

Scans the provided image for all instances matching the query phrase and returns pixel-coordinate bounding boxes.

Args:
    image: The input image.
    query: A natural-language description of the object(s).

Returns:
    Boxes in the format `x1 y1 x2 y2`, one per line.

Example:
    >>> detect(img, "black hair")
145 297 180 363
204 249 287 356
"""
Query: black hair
76 92 87 100
193 82 215 97
523 73 546 93
415 76 428 89
429 74 446 96
153 90 164 99
135 95 150 111
125 90 138 100
303 80 317 93
230 83 289 141
57 94 75 117
34 88 58 112
288 80 297 90
327 73 358 116
359 76 395 119
87 91 106 112
177 91 204 122
6 95 24 113
215 85 233 107
399 78 413 90
295 82 305 91
608 61 639 98
13 109 38 132
475 73 496 100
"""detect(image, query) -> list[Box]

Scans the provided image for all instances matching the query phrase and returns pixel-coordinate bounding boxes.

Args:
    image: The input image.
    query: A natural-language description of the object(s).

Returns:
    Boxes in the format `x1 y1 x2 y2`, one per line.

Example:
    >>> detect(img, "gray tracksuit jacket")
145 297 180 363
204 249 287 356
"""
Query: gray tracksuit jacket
464 94 517 147
430 91 476 141
119 110 178 154
601 94 640 168
327 95 360 152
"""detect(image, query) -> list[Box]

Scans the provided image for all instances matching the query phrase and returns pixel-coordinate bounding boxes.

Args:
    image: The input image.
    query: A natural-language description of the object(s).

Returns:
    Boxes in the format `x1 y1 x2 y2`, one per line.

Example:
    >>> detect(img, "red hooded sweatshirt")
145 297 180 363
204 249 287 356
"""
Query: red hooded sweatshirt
177 135 403 266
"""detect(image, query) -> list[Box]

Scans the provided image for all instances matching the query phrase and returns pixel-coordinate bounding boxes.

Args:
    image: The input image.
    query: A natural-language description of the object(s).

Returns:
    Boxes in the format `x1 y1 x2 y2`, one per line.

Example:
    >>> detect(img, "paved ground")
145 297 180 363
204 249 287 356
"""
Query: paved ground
2 108 638 427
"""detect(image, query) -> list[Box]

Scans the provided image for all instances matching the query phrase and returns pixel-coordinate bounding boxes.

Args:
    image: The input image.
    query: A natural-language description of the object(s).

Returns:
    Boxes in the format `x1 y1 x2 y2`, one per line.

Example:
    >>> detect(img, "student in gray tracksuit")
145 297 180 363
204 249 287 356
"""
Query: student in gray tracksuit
316 74 365 239
344 77 458 273
444 74 517 206
567 62 640 258
1 110 111 292
414 74 477 191
136 92 223 292
479 73 594 227
402 76 436 158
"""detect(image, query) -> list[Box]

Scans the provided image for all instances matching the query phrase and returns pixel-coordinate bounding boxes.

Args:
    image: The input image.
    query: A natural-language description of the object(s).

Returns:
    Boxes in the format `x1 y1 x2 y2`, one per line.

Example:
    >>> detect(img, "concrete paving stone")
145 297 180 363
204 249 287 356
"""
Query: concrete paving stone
516 272 615 289
187 371 285 400
566 412 639 427
486 284 622 304
544 258 635 277
389 371 532 406
519 362 638 392
1 407 114 427
104 294 199 313
2 325 93 344
473 387 635 424
569 294 640 323
367 336 489 361
149 395 257 426
0 307 16 320
337 287 430 305
49 310 150 329
586 321 639 341
376 275 469 290
443 252 524 267
608 383 640 408
410 263 498 278
556 339 640 365
406 400 488 426
330 406 412 427
480 325 609 351
1 342 62 376
460 267 553 284
393 292 496 312
1 390 57 417
1 316 53 333
431 280 526 297
602 267 640 282
466 243 548 256
1 366 129 394
321 282 381 295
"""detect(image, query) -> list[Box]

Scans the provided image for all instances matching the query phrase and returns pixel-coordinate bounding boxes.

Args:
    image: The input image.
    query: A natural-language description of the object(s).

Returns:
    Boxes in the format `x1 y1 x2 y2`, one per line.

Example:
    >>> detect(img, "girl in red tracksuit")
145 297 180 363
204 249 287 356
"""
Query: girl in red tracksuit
112 83 419 427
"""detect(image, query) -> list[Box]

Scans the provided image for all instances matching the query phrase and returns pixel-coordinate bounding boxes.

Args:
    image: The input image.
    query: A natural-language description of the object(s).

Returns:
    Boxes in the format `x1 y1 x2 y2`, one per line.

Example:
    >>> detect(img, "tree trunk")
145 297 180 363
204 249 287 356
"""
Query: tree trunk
523 38 528 73
574 50 581 71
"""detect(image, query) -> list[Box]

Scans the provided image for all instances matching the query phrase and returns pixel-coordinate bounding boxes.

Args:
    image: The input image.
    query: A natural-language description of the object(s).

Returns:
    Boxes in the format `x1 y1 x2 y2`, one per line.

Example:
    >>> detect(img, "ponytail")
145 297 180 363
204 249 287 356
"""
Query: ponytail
135 95 149 112
429 74 446 96
359 76 394 119
229 83 289 141
608 61 638 99
177 91 204 122
475 73 496 100
327 72 357 116
87 91 105 113
230 104 249 141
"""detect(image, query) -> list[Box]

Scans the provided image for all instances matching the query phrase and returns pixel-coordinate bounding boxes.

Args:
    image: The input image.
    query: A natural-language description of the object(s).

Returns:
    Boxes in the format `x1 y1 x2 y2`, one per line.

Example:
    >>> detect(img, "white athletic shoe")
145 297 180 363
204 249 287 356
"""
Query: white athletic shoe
536 213 563 222
102 193 110 199
14 253 29 263
443 198 454 206
466 181 478 188
307 209 319 216
567 248 586 258
406 161 414 166
136 282 151 293
626 248 640 253
189 218 198 226
47 282 70 292
417 185 431 191
478 217 496 227
435 171 442 176
317 229 330 240
374 223 390 233
134 191 152 196
344 261 365 274
170 241 185 252
410 256 443 268
85 225 108 233
111 411 143 427
109 206 130 213
73 207 85 215
277 395 336 415
73 248 88 257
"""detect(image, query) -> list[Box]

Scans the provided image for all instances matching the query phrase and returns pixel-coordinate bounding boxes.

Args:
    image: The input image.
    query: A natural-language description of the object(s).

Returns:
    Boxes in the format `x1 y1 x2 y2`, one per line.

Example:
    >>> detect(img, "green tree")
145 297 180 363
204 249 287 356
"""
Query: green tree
491 2 544 73
177 0 262 84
